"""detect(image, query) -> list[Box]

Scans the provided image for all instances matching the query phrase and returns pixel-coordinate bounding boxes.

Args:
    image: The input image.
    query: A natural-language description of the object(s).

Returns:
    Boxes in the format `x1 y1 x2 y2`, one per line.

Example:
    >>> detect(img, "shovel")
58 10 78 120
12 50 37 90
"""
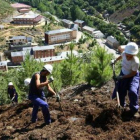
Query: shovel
112 63 121 108
51 81 66 117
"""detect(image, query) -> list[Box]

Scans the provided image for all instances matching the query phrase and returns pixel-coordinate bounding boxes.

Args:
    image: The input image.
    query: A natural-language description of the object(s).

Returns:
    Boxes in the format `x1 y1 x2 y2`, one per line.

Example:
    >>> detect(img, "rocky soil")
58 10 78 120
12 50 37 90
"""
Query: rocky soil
0 81 140 140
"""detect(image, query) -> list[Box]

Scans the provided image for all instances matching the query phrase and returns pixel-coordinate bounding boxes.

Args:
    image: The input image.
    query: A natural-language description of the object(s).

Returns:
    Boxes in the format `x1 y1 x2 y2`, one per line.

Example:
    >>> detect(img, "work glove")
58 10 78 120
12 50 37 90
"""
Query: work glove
48 76 54 83
110 59 116 65
56 94 61 102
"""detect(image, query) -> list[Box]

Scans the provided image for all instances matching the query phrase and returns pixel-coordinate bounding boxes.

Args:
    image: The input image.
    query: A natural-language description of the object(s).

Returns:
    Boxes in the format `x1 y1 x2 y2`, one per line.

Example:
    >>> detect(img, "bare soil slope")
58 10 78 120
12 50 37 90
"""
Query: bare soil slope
0 81 140 140
109 6 140 23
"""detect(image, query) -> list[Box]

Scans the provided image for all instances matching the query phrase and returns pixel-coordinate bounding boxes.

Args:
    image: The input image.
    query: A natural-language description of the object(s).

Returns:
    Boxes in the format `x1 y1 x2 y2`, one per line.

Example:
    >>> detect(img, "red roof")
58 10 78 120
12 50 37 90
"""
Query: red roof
11 3 31 8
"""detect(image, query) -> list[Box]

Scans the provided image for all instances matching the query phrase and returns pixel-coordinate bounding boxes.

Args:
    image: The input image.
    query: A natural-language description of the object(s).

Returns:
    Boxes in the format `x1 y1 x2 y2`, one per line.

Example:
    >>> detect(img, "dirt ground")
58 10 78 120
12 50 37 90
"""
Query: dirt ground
0 80 140 140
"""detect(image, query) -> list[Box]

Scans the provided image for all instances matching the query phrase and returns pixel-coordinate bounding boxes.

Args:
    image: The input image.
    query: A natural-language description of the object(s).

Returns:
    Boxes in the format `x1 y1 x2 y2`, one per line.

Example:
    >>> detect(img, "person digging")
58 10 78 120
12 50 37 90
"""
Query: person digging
8 82 18 105
111 42 140 118
28 64 60 125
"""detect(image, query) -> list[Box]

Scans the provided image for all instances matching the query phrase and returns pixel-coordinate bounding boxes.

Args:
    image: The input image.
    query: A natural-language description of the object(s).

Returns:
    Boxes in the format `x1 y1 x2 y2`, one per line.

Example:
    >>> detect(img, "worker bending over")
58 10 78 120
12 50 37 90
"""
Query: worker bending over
112 42 139 117
8 82 18 104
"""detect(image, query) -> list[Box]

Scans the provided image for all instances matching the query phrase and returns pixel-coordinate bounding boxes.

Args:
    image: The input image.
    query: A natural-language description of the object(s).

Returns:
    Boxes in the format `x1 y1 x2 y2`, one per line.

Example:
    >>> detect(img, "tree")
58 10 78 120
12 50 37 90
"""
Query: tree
130 25 140 34
70 5 85 20
88 6 96 15
38 2 46 12
55 6 63 18
107 6 115 14
85 45 113 86
135 14 140 24
61 43 82 86
50 63 63 92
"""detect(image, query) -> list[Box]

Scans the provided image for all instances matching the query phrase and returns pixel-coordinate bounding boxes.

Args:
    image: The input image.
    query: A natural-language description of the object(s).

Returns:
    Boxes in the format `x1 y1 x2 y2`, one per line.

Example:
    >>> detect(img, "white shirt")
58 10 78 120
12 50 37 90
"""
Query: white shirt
121 52 139 75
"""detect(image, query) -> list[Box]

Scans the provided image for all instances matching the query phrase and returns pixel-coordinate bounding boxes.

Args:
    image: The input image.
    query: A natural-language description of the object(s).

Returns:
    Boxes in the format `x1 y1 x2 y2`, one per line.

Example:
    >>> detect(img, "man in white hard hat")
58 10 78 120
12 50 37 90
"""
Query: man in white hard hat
111 42 140 117
8 82 18 103
28 64 56 124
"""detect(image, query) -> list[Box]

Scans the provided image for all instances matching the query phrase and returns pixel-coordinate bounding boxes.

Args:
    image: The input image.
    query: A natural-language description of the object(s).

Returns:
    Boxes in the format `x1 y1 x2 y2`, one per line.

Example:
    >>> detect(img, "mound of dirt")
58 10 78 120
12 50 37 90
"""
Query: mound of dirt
0 81 140 140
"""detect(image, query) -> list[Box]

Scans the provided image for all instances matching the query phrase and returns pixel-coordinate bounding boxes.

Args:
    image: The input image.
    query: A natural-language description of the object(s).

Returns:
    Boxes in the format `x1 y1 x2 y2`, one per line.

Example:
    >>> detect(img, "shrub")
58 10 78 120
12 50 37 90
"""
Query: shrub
85 45 113 86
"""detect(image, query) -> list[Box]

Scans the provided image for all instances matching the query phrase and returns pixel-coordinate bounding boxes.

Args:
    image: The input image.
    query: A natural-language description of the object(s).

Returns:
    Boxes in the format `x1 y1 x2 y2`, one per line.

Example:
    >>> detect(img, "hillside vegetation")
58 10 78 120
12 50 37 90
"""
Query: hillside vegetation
0 0 14 21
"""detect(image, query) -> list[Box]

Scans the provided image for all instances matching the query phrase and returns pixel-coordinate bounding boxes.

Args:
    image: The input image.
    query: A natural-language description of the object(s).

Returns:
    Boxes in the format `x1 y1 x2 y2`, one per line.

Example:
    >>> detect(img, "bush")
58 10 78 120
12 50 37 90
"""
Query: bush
61 43 83 86
85 45 113 86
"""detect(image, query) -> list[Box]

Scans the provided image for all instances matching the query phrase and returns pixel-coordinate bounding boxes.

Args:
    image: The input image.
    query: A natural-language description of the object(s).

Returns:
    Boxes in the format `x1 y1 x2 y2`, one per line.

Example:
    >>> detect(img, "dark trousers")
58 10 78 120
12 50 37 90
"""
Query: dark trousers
112 71 139 112
29 95 51 123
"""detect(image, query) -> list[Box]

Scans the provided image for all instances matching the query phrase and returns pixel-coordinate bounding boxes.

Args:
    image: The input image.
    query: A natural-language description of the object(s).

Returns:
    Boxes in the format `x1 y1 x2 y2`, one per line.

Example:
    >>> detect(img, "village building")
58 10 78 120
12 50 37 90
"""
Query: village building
74 19 85 28
0 61 8 71
45 28 77 45
11 51 25 64
11 3 31 12
106 36 120 49
11 45 55 63
36 56 64 64
23 45 55 59
36 50 79 64
71 24 79 31
13 11 42 25
123 30 131 39
82 26 96 34
62 19 74 29
8 36 32 46
58 50 79 58
19 8 30 14
92 30 105 39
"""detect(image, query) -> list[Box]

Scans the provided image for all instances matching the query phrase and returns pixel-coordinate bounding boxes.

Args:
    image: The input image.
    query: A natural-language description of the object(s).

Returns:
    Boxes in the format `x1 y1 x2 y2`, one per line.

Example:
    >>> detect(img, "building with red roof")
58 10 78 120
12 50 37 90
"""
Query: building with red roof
11 3 31 12
19 8 30 13
13 11 42 25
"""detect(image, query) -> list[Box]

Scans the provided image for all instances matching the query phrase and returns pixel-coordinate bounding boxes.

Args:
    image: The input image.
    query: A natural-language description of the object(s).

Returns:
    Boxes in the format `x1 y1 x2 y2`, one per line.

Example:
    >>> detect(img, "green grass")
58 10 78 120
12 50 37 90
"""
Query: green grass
0 0 14 19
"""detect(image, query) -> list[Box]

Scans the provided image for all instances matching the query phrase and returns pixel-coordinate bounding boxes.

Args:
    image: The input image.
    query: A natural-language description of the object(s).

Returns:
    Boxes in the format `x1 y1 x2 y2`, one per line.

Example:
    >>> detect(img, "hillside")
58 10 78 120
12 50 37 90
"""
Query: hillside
0 0 14 22
109 5 140 23
1 81 140 139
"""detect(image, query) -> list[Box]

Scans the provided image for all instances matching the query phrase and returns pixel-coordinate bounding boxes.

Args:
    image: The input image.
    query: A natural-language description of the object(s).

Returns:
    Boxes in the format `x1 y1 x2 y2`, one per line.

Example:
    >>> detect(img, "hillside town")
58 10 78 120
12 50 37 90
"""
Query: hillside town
0 2 126 71
1 1 140 139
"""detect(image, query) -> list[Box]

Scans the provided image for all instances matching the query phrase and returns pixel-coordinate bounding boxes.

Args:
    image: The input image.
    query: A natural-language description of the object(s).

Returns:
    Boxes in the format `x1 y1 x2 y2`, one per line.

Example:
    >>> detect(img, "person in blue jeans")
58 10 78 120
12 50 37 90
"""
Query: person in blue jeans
8 82 18 104
28 64 56 125
111 42 139 117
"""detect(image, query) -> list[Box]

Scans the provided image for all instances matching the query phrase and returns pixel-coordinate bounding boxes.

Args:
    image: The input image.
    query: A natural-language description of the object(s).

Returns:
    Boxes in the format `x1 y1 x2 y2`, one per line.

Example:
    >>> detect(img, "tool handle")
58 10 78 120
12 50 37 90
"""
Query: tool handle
116 91 121 108
51 82 66 117
112 63 121 108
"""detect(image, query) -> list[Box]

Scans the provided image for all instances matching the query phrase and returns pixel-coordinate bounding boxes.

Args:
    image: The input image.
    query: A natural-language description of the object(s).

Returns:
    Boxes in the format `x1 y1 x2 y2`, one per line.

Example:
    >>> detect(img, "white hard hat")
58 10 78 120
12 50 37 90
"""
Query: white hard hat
43 64 53 74
24 78 31 86
8 82 13 86
124 42 139 55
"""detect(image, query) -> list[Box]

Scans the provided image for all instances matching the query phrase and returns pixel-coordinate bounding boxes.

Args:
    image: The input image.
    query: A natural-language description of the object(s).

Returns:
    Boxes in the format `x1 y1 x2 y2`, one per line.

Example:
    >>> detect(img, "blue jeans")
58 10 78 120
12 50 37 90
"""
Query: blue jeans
112 71 139 113
29 95 51 123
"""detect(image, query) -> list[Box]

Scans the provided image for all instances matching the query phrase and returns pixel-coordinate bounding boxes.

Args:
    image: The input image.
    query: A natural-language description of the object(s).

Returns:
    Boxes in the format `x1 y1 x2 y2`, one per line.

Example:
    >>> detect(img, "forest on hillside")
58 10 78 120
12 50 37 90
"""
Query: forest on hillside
8 0 140 43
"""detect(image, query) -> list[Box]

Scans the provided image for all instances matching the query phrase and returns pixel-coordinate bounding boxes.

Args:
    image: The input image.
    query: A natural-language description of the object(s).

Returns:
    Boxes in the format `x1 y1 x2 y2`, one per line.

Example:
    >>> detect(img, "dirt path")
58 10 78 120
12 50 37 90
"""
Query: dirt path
0 81 140 140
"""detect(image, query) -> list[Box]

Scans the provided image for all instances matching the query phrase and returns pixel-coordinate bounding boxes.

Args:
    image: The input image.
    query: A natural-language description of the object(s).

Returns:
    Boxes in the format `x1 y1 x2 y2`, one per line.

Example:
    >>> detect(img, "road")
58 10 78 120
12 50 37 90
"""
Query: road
96 38 120 58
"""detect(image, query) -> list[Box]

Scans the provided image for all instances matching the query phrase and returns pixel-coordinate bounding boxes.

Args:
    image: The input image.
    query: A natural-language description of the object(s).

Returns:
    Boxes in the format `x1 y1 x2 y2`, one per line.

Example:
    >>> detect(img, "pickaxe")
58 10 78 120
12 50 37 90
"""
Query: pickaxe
51 81 66 117
112 63 121 108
